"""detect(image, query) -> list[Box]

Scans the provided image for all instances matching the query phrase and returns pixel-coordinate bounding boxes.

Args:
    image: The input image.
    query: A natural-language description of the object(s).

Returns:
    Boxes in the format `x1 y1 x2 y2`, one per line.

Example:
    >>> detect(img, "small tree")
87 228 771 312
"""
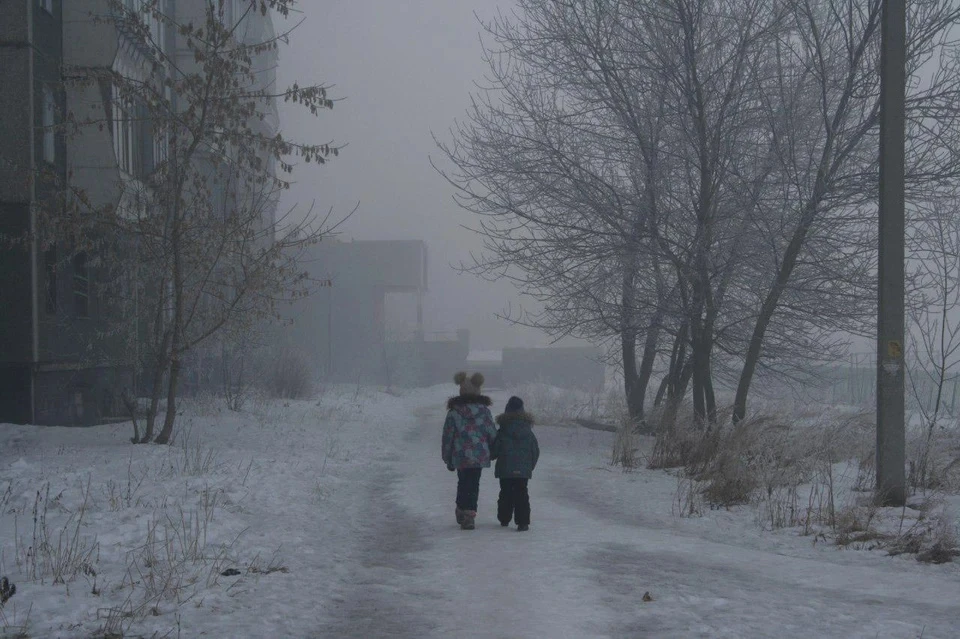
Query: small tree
906 195 960 488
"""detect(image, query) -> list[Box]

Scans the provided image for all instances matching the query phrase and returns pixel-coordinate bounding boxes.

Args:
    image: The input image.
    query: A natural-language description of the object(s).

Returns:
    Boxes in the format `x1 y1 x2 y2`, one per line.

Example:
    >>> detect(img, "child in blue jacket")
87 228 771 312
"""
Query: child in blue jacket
491 396 539 531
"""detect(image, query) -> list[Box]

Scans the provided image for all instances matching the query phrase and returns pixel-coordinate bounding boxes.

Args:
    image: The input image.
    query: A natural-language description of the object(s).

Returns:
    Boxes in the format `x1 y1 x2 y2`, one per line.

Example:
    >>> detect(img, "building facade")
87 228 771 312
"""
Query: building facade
0 1 127 425
0 1 278 424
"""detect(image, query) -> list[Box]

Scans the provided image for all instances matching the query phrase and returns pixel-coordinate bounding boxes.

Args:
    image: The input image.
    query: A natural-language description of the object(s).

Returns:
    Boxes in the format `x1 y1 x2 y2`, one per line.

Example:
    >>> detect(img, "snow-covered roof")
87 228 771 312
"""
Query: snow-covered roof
466 349 503 363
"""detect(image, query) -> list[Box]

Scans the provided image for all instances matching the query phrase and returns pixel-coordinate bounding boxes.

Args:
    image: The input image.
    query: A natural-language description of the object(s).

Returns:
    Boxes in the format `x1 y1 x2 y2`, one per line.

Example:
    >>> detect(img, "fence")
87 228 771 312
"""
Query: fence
810 353 960 418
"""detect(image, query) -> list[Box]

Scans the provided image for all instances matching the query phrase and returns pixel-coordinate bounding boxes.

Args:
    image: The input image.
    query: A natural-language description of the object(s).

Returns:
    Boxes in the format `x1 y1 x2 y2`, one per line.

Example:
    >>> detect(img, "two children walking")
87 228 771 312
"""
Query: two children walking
441 372 540 531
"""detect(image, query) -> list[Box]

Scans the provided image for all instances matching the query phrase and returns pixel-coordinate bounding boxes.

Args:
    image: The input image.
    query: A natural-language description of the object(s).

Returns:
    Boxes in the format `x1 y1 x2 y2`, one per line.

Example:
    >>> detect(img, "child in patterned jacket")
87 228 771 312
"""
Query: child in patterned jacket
441 372 498 530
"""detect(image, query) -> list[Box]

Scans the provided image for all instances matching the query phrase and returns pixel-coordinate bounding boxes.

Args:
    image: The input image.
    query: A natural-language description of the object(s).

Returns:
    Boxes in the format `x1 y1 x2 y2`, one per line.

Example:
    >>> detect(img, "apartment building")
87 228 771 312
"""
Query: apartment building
0 1 279 424
0 1 109 425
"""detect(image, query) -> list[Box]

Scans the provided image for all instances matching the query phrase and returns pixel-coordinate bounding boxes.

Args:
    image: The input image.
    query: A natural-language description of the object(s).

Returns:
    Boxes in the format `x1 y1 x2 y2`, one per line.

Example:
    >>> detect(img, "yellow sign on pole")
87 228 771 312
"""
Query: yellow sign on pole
888 340 902 359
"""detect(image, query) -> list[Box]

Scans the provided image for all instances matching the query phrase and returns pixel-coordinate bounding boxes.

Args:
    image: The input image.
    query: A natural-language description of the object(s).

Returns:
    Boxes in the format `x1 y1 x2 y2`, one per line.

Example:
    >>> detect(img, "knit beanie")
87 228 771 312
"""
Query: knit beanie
505 396 525 413
454 371 485 396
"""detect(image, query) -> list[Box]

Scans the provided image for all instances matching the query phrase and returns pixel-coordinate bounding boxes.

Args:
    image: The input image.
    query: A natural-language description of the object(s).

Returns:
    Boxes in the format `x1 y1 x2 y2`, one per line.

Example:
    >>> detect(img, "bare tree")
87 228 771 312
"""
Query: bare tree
438 0 788 427
731 0 960 421
440 0 960 432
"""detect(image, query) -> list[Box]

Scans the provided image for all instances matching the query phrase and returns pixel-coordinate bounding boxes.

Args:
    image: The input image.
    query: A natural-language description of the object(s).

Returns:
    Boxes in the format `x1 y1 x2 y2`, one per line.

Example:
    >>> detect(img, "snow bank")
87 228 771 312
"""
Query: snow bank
0 385 442 638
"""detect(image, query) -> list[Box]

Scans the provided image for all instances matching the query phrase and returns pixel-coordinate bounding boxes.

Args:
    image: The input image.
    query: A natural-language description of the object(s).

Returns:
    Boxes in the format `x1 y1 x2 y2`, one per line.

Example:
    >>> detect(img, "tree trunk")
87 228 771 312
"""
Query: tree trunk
691 363 706 426
668 322 689 401
732 267 791 422
654 325 685 410
620 241 645 426
122 391 140 444
142 346 168 443
690 318 717 428
622 326 644 426
733 141 836 421
653 375 669 408
633 314 661 433
689 313 706 426
704 370 717 426
154 357 180 445
661 357 694 432
154 189 185 445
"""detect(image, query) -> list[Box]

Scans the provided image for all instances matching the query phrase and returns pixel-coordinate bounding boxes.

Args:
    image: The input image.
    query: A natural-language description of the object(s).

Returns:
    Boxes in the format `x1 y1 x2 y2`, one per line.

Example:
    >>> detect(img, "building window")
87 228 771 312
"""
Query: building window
112 88 146 177
73 253 89 318
112 88 130 173
42 85 56 163
153 127 168 168
145 4 164 49
44 247 57 314
39 0 53 14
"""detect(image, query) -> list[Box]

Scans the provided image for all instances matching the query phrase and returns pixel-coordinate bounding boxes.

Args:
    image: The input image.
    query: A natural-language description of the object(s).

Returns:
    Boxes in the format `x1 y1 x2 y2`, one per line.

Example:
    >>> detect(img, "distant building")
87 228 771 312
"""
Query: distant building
502 347 606 391
283 238 471 386
467 347 606 392
466 350 504 389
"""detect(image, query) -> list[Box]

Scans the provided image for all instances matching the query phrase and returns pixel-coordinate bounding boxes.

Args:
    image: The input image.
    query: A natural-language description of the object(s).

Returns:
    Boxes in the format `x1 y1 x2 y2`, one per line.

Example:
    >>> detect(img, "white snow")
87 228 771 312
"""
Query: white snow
1 387 958 638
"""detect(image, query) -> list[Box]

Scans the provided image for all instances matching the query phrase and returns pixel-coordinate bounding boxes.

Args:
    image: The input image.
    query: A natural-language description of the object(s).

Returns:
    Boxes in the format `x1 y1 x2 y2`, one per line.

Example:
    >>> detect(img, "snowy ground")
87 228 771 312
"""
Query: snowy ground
1 386 958 638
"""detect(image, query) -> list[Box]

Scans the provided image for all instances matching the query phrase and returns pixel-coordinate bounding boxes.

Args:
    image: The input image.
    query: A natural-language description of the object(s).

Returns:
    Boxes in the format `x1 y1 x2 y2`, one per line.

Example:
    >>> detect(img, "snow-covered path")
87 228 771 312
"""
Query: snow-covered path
315 393 960 639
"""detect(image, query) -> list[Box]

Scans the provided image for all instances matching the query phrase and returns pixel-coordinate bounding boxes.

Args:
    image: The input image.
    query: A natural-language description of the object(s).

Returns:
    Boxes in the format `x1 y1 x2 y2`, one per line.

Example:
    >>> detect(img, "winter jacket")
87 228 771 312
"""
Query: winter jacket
441 395 498 470
491 412 539 479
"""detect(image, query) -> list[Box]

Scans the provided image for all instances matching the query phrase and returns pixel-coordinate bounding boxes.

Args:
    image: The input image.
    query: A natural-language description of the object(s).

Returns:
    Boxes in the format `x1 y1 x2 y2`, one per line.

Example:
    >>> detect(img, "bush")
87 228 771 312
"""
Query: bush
907 425 960 492
646 408 873 519
888 506 960 564
264 350 315 400
611 418 640 469
513 382 604 425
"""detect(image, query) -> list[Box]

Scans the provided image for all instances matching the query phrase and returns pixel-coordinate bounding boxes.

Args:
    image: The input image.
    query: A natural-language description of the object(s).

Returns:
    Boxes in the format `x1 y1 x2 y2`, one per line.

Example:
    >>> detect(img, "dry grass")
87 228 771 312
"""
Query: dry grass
640 403 960 562
0 600 31 639
888 501 960 564
611 418 641 470
513 383 606 425
644 408 878 529
907 426 960 492
673 475 704 518
14 478 100 586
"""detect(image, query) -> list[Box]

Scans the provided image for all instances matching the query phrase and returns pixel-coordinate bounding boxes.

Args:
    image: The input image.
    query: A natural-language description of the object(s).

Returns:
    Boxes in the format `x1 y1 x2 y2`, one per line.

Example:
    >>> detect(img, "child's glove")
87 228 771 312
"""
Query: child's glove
447 464 456 472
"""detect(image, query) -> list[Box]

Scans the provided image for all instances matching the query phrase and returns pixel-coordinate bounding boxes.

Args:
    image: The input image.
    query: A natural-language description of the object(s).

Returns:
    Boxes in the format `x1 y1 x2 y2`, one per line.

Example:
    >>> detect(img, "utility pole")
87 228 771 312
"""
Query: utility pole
876 0 907 507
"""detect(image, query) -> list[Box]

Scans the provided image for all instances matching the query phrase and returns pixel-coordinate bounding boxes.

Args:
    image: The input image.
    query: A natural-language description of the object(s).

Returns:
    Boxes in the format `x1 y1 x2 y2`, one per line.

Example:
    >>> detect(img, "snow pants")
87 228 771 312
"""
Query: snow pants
497 478 530 527
455 468 483 512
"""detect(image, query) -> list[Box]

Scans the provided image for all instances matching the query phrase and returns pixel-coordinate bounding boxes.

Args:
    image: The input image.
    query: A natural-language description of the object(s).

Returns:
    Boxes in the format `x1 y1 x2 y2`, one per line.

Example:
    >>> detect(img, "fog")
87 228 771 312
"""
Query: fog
275 0 568 350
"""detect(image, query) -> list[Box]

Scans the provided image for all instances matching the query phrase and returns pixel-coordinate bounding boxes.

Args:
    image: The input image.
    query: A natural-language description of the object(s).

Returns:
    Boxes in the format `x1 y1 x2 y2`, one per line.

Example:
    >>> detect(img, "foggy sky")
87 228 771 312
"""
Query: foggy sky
275 0 576 351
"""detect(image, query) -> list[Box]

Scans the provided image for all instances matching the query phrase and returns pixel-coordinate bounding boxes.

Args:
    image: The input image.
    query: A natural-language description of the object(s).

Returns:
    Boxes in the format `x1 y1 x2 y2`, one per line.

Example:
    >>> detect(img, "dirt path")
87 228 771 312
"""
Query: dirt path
313 398 960 639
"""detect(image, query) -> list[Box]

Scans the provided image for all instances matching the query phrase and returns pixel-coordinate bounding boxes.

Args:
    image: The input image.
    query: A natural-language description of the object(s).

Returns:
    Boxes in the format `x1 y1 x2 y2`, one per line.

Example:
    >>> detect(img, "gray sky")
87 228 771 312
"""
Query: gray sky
274 0 574 350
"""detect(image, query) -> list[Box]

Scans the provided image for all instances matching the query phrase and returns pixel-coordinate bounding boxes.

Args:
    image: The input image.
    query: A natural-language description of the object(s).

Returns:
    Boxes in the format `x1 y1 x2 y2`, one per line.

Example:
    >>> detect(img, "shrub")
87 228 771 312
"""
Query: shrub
889 506 960 564
264 350 315 400
611 418 640 469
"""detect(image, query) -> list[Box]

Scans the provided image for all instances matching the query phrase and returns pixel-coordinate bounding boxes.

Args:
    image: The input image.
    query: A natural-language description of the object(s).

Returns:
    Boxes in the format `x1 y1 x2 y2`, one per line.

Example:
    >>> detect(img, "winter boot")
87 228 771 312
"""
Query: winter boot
455 507 465 525
517 524 529 532
460 510 477 530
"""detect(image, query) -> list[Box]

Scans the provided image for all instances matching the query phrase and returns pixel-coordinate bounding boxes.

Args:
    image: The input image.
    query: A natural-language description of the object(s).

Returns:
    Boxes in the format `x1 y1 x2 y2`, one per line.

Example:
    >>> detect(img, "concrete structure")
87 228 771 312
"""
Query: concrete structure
501 347 606 391
465 350 505 389
283 239 471 386
0 1 136 425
